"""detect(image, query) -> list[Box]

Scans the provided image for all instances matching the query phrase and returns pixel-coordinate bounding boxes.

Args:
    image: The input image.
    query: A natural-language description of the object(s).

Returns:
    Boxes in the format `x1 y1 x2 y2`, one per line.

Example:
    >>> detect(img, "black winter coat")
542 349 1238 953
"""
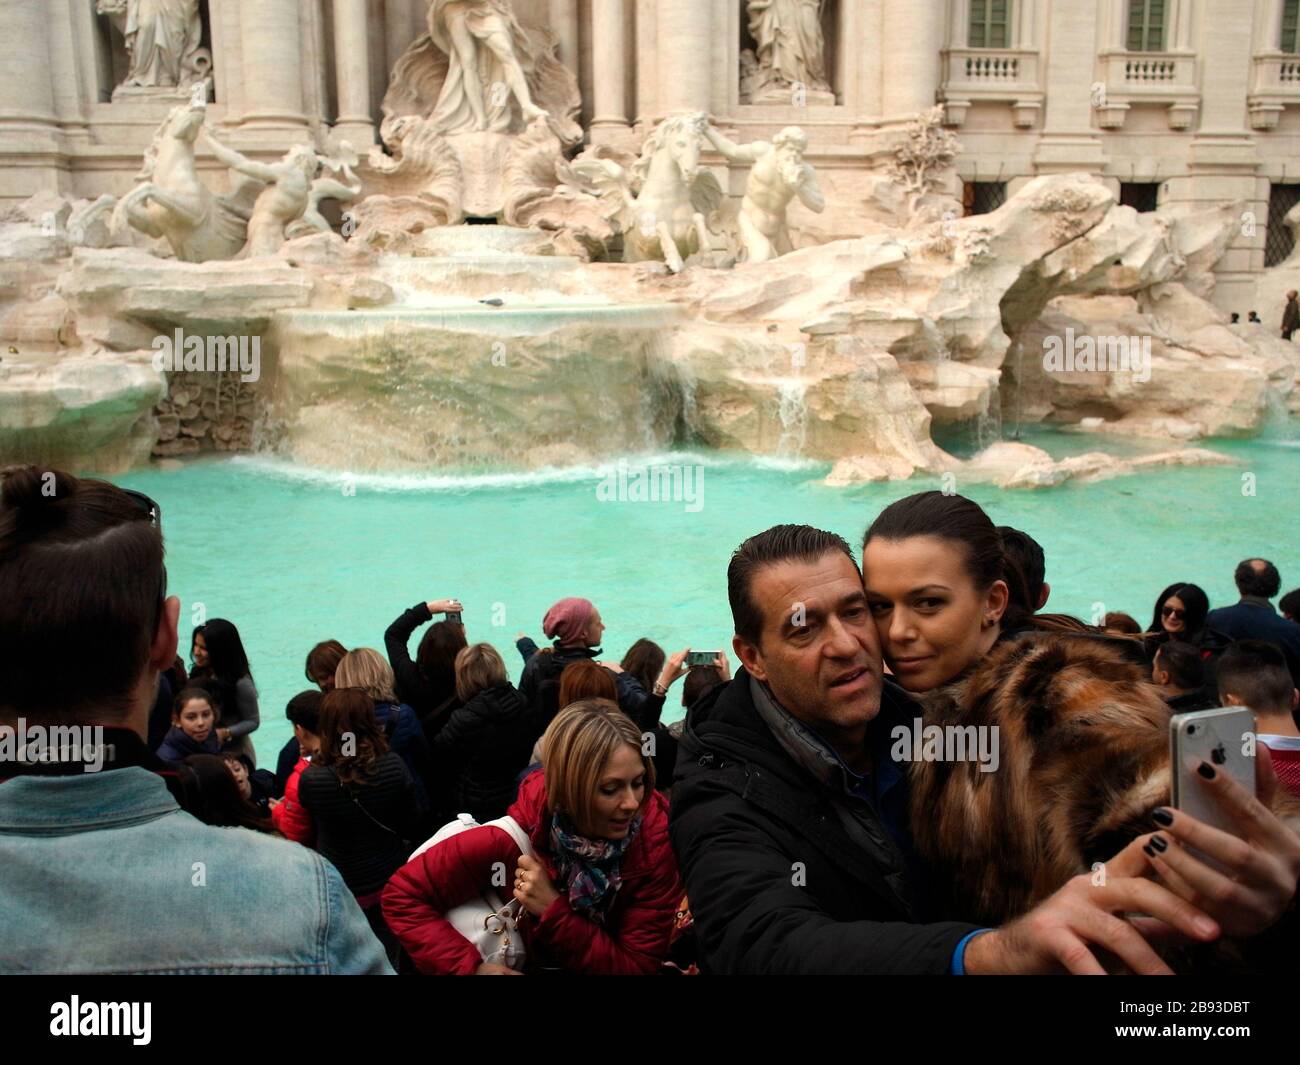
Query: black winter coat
669 669 979 975
431 682 534 822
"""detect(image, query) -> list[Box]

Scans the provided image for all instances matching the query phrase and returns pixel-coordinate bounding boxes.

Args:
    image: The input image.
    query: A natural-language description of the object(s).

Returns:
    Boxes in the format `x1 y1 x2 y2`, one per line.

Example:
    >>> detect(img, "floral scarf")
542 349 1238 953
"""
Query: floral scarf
548 812 641 925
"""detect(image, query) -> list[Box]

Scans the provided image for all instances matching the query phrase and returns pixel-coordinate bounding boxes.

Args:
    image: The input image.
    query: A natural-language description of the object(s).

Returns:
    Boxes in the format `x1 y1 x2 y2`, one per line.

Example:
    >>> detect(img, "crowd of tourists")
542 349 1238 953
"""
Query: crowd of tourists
0 464 1297 975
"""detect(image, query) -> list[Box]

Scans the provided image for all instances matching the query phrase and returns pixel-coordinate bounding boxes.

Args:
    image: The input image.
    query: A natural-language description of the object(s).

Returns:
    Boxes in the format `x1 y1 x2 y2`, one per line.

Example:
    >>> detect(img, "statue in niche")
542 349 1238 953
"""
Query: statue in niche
96 0 211 93
704 124 824 263
741 0 833 104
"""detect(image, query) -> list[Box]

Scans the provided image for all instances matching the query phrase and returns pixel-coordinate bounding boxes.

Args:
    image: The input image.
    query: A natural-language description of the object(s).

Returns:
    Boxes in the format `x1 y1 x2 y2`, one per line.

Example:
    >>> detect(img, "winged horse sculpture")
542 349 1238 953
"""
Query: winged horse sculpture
572 112 724 273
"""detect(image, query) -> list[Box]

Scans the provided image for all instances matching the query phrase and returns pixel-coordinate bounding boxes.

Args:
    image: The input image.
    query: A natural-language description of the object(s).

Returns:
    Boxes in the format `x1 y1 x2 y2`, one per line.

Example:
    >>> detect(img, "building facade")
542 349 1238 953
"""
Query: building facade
2 1 1298 307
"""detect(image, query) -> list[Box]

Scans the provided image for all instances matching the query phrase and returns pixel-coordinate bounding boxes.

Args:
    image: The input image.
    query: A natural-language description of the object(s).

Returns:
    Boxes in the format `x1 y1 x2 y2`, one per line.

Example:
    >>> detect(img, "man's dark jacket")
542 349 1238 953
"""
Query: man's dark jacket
669 668 979 974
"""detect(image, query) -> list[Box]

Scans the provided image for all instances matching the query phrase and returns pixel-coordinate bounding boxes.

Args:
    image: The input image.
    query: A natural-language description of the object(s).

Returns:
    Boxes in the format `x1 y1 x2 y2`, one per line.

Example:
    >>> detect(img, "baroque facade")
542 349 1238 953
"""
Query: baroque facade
3 1 1300 307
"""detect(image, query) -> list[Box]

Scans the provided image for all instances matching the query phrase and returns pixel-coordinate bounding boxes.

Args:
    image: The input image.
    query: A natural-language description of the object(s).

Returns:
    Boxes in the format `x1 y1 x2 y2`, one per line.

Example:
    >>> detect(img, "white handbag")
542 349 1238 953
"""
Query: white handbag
410 812 535 971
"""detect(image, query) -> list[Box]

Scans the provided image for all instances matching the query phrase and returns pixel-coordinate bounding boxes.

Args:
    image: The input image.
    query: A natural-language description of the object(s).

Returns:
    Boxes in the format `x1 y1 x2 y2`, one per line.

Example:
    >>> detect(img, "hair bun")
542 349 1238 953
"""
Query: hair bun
1 465 76 514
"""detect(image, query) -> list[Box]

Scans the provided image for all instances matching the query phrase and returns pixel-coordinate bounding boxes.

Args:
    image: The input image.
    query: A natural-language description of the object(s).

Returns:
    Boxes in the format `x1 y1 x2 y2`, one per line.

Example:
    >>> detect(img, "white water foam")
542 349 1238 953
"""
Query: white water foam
231 451 828 494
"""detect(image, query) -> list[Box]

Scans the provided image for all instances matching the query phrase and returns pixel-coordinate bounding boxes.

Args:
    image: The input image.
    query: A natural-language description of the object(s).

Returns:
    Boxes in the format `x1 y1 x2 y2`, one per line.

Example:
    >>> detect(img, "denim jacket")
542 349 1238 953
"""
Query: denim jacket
0 767 394 974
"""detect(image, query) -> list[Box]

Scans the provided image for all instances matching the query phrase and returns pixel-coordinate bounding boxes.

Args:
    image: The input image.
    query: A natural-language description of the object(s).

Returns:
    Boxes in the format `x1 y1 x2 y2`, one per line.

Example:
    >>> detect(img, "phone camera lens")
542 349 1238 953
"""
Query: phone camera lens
1186 724 1196 735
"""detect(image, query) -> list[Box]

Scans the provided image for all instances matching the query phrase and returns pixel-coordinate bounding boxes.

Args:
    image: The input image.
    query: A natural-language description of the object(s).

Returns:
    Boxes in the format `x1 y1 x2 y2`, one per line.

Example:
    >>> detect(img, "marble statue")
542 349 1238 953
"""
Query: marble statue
285 144 364 242
369 0 583 225
426 0 548 133
742 0 832 103
705 124 824 263
111 101 255 262
573 112 725 273
203 133 355 258
97 0 211 92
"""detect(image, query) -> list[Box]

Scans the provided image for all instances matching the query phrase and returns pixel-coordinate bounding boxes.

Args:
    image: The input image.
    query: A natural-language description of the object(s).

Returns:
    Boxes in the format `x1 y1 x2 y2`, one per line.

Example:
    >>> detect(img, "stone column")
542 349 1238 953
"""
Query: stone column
49 0 90 143
332 0 376 145
386 0 421 67
1032 0 1105 172
590 0 631 145
656 0 711 115
880 0 943 120
549 0 579 72
238 0 309 135
0 0 58 138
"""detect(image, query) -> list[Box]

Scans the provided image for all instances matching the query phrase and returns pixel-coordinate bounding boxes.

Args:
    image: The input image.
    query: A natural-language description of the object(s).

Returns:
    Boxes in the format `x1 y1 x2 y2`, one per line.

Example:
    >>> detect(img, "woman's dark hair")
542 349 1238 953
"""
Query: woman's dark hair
179 754 272 832
304 639 347 686
285 689 323 733
683 664 725 709
202 618 252 683
172 685 220 722
315 688 388 787
0 466 165 724
728 525 859 646
1148 583 1210 641
416 620 468 702
558 659 618 708
863 492 1033 630
621 638 665 693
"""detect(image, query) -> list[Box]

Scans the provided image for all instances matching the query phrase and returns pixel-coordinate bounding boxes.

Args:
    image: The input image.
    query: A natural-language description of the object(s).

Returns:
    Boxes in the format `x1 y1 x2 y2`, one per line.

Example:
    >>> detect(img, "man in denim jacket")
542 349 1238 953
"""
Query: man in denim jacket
0 466 392 975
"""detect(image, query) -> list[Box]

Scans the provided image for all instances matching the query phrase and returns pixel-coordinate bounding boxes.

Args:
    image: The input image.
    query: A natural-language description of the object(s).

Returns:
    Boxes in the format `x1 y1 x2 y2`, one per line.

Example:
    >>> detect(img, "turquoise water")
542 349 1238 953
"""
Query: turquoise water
112 424 1300 764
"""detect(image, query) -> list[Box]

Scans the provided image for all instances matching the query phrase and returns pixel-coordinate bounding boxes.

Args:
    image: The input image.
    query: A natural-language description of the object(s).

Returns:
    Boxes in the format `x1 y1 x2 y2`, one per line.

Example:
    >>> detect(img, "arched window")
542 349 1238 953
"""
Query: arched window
1283 0 1300 54
968 0 1011 49
1127 0 1167 52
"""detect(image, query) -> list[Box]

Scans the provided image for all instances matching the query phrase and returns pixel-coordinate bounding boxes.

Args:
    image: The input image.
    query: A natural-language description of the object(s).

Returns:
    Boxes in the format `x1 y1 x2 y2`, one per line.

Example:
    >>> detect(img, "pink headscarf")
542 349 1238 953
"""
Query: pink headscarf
543 597 595 646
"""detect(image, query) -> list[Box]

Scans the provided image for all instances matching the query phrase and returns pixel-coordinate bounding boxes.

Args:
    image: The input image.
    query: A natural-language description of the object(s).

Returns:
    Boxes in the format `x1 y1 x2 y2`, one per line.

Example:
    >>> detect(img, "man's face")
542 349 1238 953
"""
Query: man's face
734 552 883 744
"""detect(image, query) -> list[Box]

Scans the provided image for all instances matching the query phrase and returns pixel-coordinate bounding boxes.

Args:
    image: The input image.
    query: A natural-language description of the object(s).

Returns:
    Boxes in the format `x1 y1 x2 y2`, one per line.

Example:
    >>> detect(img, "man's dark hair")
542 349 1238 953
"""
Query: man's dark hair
1216 640 1296 716
286 689 323 733
997 526 1046 610
0 466 164 724
728 525 857 646
1279 588 1300 622
1155 641 1205 691
1234 558 1281 599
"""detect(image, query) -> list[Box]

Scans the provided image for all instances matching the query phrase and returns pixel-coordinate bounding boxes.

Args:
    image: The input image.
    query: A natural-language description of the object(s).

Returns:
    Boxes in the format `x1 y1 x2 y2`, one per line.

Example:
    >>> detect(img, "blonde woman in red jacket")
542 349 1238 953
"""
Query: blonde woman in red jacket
383 698 682 974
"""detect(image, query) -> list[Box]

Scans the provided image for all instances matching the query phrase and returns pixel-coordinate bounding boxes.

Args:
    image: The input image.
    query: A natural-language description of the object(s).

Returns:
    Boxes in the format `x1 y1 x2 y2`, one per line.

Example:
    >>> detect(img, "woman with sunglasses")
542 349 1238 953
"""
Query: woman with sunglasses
1146 582 1231 664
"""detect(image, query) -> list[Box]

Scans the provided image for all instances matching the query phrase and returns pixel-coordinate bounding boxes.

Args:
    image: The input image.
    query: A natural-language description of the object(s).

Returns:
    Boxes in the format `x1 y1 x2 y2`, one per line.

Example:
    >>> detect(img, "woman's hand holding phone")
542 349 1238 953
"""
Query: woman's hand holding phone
1140 748 1300 939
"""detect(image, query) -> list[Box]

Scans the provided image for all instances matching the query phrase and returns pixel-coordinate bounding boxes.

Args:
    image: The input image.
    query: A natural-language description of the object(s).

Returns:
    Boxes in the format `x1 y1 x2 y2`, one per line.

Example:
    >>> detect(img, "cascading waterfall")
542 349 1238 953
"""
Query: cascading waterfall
776 378 810 457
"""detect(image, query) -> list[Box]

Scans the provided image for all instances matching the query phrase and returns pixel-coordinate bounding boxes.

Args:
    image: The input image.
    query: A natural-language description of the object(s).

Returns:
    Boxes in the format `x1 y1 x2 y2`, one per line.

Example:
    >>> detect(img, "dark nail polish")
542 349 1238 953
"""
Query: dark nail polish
1150 835 1168 853
1197 761 1216 780
1152 808 1174 827
1142 843 1155 857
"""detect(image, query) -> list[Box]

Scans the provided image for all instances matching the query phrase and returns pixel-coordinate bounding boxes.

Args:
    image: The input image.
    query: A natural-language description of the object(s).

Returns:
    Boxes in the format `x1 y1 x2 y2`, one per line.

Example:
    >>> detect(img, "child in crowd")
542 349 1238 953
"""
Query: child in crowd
222 752 276 819
270 691 323 846
156 687 223 765
1217 640 1300 796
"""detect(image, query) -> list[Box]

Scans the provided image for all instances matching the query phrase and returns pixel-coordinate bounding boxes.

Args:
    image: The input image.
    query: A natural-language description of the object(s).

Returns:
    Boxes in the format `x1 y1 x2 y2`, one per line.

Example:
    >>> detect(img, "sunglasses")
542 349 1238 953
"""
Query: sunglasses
123 488 167 627
122 488 161 528
1161 606 1186 620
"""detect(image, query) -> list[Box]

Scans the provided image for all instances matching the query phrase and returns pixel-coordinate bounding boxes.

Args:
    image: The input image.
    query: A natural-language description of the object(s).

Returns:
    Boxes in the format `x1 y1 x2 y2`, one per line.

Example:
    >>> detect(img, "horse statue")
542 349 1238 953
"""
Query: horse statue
572 112 724 273
112 101 259 262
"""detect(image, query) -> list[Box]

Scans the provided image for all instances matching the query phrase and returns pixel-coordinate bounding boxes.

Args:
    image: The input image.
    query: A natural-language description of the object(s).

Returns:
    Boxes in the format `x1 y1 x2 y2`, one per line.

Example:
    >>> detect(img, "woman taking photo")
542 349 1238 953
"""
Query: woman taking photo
384 597 466 727
859 491 1300 947
382 698 682 975
298 688 418 960
191 618 260 765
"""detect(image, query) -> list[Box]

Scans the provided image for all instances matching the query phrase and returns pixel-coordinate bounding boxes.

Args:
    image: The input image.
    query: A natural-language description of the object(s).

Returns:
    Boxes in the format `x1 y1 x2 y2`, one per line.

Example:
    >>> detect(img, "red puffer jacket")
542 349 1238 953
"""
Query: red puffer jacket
270 756 314 846
382 770 682 974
